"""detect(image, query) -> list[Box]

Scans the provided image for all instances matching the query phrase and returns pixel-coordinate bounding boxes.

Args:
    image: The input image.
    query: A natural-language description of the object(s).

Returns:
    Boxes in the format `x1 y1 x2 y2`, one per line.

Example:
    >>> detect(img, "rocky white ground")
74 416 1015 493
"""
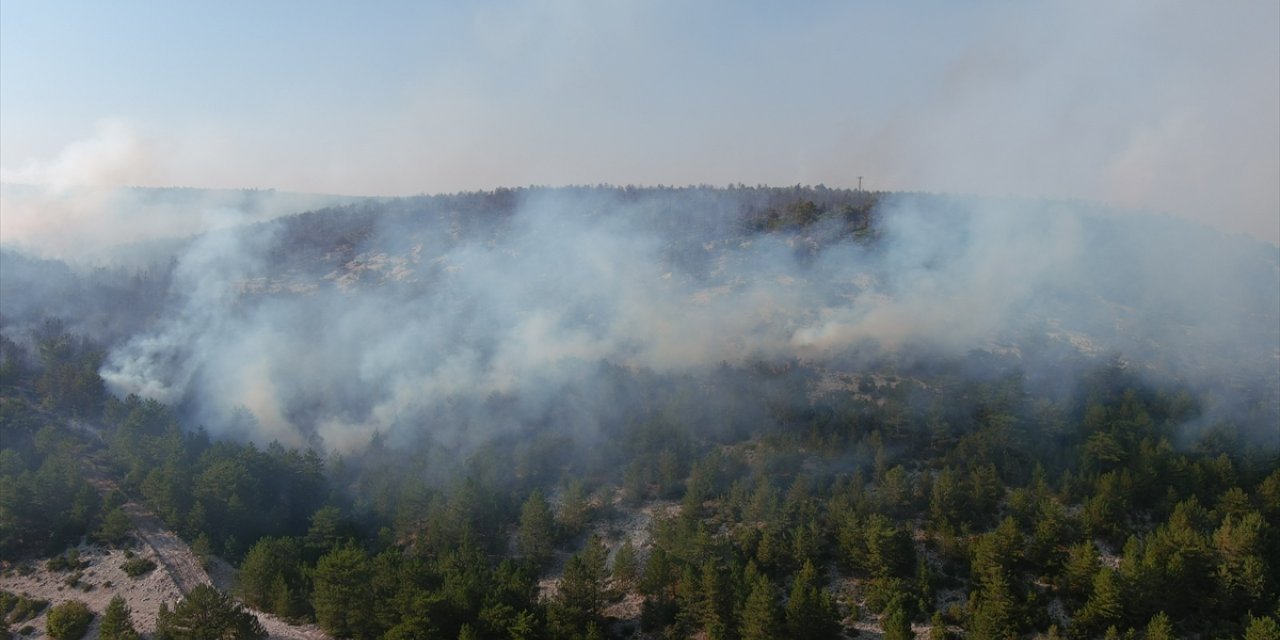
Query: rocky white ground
1 482 328 639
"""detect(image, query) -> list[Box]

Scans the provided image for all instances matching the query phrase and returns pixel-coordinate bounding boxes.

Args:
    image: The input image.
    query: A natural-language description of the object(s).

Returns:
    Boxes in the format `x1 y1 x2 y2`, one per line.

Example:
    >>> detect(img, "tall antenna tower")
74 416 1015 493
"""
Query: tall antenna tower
857 176 863 191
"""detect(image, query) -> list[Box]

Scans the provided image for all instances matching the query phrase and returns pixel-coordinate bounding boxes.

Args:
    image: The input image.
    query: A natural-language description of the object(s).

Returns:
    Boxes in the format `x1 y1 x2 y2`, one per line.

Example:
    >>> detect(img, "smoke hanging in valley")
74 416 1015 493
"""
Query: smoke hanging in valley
7 186 1257 453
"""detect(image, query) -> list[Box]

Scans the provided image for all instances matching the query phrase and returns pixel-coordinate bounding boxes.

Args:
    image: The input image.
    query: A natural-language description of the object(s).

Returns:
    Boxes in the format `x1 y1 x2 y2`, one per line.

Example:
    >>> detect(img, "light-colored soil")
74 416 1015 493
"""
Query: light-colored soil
1 450 329 639
2 544 179 638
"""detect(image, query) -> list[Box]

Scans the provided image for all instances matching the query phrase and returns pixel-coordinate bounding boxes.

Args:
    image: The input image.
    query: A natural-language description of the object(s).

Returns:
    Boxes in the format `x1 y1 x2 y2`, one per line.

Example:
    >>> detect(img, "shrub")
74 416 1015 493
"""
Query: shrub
46 550 86 573
121 557 156 578
0 591 48 625
45 600 93 640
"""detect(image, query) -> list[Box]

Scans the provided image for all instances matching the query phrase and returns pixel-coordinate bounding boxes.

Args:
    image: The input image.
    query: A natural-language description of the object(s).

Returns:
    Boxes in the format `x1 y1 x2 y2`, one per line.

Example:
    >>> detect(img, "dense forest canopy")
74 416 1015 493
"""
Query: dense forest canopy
1 185 1278 639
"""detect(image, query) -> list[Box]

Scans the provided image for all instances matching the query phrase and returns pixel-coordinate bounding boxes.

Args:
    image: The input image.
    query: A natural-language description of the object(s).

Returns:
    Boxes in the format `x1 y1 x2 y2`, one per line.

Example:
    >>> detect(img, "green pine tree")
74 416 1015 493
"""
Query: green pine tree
882 600 912 640
1073 567 1124 638
1144 612 1174 640
518 489 555 567
612 538 638 587
968 570 1016 640
929 611 949 640
1244 615 1280 640
698 560 733 640
549 538 609 638
785 561 841 640
740 575 782 640
98 595 140 640
312 545 377 639
156 585 266 640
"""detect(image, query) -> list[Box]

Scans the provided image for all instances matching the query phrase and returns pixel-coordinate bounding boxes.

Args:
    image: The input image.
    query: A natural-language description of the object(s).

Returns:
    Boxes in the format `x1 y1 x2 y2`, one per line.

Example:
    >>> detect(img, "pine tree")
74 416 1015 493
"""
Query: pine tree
1144 612 1174 640
1073 567 1124 638
1244 615 1280 640
518 489 555 567
156 585 266 640
674 564 703 634
929 611 949 640
549 537 609 638
312 545 377 639
756 524 788 573
96 506 133 547
882 600 912 640
699 560 733 640
785 561 841 640
740 575 782 640
305 505 348 557
1213 511 1269 619
864 513 914 578
559 480 590 536
270 573 296 620
191 532 214 569
968 570 1016 640
930 466 962 529
1061 541 1099 602
612 538 638 587
236 536 302 613
98 595 139 640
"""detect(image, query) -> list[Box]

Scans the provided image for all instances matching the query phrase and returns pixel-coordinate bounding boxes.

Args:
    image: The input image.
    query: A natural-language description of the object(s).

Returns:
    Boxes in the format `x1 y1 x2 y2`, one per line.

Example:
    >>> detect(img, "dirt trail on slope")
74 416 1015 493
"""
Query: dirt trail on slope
118 502 212 596
0 432 329 639
90 456 331 639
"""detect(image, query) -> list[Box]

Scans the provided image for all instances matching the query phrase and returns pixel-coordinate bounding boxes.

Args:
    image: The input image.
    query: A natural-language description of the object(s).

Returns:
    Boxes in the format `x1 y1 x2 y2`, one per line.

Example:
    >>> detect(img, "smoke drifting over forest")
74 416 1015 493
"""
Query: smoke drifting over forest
3 186 1274 453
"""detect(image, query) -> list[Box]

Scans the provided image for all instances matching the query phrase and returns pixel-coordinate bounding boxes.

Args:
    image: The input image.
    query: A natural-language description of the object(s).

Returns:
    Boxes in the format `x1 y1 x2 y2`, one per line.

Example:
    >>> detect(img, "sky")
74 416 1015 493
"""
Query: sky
2 0 1277 243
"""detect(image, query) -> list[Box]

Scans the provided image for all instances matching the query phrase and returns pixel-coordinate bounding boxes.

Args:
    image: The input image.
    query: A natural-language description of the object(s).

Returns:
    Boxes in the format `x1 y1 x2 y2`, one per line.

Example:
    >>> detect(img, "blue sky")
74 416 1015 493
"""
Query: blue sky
2 1 1277 242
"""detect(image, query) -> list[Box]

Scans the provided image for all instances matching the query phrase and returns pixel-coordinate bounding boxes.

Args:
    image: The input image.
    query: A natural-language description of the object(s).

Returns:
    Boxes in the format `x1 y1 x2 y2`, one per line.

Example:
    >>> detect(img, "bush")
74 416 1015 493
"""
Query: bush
45 600 93 640
46 550 86 573
121 557 156 578
0 591 48 625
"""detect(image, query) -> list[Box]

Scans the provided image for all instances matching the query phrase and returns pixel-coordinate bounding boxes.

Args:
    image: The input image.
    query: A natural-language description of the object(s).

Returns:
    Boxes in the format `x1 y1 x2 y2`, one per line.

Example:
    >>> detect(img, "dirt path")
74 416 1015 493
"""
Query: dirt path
118 502 212 595
116 494 330 640
1 423 330 639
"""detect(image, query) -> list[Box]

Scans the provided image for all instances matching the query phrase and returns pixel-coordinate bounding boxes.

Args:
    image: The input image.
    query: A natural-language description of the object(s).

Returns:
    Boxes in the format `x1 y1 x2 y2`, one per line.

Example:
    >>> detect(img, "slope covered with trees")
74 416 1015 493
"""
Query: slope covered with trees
2 186 1277 639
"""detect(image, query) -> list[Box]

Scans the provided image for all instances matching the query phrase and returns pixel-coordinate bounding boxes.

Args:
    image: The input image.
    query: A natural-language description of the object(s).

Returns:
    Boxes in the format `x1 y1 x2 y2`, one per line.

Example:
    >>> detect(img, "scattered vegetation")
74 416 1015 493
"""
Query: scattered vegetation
44 550 86 574
0 591 48 626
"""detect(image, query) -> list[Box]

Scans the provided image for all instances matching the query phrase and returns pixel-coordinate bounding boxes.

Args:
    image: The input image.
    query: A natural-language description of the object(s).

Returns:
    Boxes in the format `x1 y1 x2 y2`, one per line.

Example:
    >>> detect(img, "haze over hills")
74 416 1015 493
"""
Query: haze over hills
3 185 1279 638
3 185 1276 454
3 3 1279 638
0 183 370 267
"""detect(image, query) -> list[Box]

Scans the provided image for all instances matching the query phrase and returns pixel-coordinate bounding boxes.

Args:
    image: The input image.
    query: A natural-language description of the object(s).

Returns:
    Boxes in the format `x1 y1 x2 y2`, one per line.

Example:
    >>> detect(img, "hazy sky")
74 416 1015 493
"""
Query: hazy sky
2 1 1277 242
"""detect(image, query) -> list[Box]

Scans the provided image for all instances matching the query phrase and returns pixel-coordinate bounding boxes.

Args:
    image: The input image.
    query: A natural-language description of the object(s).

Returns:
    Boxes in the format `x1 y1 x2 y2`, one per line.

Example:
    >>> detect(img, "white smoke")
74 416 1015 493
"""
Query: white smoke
96 189 1279 451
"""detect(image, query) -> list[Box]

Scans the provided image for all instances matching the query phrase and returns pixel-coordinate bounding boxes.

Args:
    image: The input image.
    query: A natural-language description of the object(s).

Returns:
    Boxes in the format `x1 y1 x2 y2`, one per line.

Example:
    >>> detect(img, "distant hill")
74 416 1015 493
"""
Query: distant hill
0 183 372 267
2 185 1276 450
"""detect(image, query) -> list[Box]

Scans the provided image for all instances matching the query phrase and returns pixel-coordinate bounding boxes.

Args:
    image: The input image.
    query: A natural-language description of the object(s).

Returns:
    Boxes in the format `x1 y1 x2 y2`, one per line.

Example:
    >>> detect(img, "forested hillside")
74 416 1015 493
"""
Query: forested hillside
2 186 1278 639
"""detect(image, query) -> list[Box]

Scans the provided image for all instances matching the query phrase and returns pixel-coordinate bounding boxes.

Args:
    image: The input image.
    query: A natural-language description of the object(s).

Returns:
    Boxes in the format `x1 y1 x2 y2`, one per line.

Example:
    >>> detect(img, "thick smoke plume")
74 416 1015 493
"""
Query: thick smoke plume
77 188 1277 452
